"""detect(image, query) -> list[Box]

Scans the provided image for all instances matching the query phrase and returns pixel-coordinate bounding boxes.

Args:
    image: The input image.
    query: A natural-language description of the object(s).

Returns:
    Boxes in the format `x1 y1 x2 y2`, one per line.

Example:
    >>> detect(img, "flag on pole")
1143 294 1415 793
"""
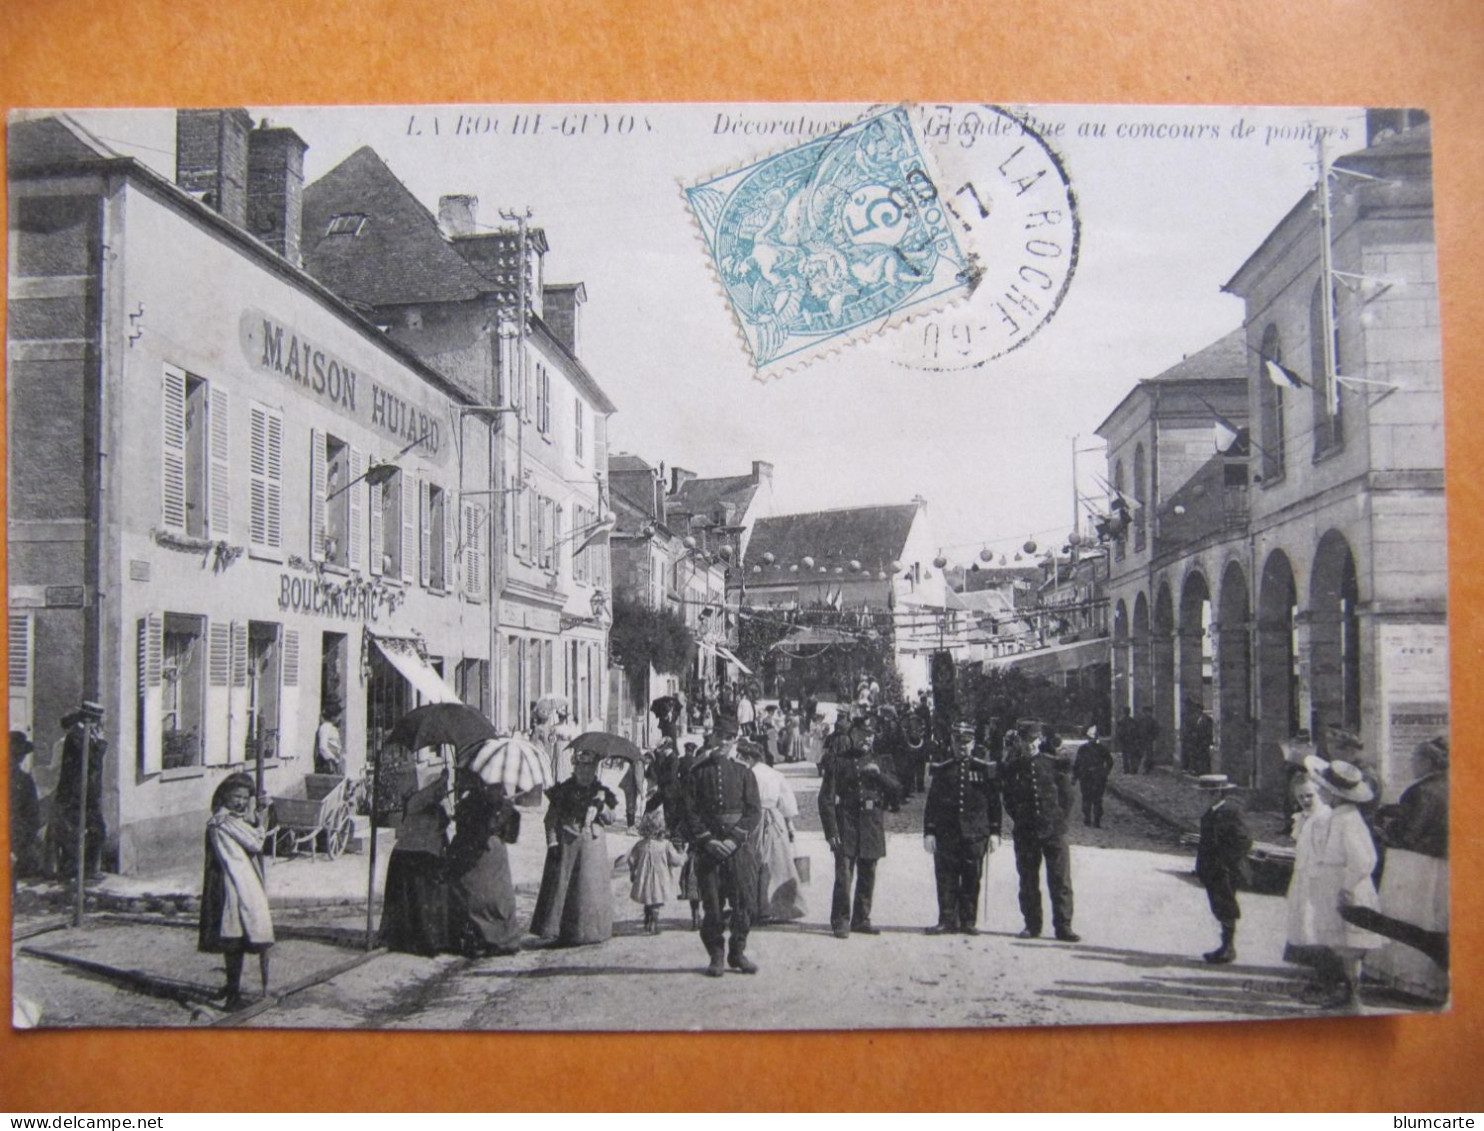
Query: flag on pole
1214 418 1240 451
1264 359 1309 390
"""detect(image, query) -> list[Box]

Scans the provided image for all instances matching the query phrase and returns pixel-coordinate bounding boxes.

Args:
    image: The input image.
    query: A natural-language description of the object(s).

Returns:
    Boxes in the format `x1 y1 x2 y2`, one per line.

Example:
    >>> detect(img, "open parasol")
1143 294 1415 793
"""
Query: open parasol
463 736 553 796
386 703 498 754
566 731 645 763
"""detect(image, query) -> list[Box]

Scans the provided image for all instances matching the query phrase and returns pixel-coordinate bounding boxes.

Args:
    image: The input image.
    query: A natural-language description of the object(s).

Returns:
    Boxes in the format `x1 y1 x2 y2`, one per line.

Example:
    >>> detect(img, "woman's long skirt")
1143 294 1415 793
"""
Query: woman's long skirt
379 849 449 956
530 829 613 945
751 807 806 920
1369 848 1449 1002
449 836 523 954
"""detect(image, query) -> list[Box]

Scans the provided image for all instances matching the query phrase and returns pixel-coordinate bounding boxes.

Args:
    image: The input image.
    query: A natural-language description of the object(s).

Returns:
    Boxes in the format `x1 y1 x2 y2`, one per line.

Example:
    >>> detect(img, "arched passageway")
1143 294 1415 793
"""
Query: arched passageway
1257 550 1300 797
1216 561 1253 783
1310 530 1362 745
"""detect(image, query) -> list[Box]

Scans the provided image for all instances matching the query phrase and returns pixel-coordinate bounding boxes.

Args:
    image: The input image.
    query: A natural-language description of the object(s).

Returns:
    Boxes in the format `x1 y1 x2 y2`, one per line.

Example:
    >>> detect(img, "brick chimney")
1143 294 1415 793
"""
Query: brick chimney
175 108 253 227
246 124 308 266
671 466 698 495
751 460 773 486
542 282 586 355
438 194 478 238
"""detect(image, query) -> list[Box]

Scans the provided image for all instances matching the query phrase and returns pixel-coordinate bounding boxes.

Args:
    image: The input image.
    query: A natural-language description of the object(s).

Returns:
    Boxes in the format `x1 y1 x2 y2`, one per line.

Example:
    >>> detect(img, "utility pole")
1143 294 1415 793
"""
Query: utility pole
1315 135 1340 417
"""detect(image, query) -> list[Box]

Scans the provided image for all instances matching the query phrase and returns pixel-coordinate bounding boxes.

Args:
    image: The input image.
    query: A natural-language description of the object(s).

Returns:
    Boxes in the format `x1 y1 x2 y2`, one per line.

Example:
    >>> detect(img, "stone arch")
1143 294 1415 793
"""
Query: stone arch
1112 598 1130 717
1177 569 1213 769
1257 548 1300 797
1216 560 1253 783
1310 528 1362 741
1152 580 1176 764
1132 591 1151 720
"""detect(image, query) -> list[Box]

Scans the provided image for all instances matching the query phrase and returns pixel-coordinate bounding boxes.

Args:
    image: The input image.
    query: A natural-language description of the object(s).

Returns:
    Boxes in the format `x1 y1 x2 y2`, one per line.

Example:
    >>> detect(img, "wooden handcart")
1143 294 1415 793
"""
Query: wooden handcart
268 773 355 861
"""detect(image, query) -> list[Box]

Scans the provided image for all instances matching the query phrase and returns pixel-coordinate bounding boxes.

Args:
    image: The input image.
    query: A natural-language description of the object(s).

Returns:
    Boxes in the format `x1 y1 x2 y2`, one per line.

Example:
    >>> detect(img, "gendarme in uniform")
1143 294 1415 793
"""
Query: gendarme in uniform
923 723 1002 935
819 717 900 938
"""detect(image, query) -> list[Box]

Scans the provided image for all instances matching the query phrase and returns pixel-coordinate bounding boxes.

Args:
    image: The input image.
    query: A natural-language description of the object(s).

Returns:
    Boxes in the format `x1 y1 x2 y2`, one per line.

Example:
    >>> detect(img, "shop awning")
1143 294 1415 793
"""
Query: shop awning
371 634 461 705
985 637 1109 676
713 643 753 675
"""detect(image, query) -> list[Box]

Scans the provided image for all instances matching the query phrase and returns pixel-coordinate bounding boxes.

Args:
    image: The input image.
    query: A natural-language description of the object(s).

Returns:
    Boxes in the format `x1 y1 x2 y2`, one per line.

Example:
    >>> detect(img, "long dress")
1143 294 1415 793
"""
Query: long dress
379 778 451 956
198 810 274 954
1370 770 1449 1000
628 837 684 906
750 762 807 920
447 787 523 955
1285 801 1385 962
530 778 616 945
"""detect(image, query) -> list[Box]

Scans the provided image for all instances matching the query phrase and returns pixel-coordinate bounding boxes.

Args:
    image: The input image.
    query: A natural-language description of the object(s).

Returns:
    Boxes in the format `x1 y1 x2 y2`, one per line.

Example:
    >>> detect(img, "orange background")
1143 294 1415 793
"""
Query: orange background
2 0 1482 1112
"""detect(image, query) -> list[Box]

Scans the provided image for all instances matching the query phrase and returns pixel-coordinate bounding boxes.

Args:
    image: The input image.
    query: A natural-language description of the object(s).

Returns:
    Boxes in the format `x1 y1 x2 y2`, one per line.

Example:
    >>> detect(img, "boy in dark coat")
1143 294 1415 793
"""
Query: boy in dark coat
1195 774 1252 964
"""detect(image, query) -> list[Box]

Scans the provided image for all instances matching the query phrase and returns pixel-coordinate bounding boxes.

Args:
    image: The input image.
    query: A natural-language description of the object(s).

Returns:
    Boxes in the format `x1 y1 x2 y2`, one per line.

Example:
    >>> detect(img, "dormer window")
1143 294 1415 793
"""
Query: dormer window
325 213 367 237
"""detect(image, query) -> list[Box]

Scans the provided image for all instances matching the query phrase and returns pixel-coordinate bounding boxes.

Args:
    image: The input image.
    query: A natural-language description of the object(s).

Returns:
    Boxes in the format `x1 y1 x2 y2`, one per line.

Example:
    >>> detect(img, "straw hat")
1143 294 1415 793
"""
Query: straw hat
1304 755 1375 804
1195 773 1238 791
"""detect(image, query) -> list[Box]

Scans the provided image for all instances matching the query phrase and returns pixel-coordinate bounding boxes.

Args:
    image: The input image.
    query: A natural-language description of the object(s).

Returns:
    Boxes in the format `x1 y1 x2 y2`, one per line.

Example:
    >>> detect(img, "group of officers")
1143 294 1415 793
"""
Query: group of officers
643 698 1101 978
814 709 1089 943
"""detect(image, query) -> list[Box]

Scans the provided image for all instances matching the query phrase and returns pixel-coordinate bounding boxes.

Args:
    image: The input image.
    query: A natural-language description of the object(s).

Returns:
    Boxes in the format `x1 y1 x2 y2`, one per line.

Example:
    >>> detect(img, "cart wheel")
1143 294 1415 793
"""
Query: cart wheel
325 815 353 859
272 827 296 858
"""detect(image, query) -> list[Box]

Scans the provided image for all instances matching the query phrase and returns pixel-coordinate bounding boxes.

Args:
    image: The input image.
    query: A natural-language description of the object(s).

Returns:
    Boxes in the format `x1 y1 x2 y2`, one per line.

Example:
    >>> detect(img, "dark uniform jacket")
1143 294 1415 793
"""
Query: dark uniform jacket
819 751 900 860
1072 739 1114 787
1000 752 1073 841
1195 798 1252 885
924 756 1001 843
682 749 762 847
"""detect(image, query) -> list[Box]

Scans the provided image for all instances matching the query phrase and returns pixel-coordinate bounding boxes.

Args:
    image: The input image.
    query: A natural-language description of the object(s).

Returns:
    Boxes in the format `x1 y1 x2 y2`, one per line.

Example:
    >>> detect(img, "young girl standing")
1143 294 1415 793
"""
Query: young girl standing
628 810 685 933
198 772 274 1008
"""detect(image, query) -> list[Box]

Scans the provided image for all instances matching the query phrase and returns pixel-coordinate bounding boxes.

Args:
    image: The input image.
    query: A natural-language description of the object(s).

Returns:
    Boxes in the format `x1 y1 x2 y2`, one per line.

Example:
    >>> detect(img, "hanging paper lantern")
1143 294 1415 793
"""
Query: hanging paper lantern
833 566 844 575
762 551 775 565
876 571 888 581
979 547 994 562
1023 540 1037 554
683 535 697 550
789 564 799 573
752 564 762 574
818 566 828 575
801 556 815 570
848 559 861 573
923 569 934 580
889 560 901 573
933 554 948 570
999 555 1008 566
1014 552 1023 562
718 544 733 561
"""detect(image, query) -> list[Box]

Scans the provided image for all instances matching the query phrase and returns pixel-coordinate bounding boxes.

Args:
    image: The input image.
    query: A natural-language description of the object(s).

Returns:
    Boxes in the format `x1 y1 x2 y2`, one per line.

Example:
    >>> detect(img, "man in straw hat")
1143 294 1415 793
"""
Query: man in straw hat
1194 774 1252 964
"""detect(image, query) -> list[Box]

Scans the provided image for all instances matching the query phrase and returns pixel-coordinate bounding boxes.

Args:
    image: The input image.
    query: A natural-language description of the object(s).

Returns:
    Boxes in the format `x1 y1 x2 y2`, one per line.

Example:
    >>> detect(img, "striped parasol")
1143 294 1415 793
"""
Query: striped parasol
462 736 553 796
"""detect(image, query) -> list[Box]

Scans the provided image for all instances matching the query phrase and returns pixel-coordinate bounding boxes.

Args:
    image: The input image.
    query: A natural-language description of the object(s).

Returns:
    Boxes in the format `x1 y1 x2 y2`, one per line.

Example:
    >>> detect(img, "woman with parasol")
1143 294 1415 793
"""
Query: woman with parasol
378 763 453 956
530 748 618 946
446 768 524 957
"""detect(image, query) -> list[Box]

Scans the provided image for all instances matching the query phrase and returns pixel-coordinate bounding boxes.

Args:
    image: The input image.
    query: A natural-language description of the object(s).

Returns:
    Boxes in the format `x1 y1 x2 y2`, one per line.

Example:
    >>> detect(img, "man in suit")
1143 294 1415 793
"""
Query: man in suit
681 721 763 977
1194 774 1252 964
923 722 1002 935
1114 706 1138 774
1000 723 1079 942
819 717 900 938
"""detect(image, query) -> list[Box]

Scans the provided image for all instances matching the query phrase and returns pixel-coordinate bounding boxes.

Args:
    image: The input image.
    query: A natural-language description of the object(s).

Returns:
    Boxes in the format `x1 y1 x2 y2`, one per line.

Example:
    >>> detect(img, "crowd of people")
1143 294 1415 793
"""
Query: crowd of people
8 686 1449 1012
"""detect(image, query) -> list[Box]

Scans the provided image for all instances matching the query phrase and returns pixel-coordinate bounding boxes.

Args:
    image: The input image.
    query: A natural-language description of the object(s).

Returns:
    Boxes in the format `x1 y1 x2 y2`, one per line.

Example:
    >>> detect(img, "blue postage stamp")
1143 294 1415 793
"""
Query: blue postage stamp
685 105 977 377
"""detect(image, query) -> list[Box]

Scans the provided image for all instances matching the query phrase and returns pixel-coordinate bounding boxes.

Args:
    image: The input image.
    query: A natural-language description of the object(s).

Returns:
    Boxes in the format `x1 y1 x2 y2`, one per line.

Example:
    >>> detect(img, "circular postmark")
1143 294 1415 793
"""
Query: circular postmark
894 104 1080 372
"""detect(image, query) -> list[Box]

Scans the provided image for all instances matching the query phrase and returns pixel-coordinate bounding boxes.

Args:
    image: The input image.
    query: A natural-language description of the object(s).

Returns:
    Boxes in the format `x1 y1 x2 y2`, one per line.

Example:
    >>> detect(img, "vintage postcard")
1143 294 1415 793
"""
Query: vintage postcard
7 102 1448 1032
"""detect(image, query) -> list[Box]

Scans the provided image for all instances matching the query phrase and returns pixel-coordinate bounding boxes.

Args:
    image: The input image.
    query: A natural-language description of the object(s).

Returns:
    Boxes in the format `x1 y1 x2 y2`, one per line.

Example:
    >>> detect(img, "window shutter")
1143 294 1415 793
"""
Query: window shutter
8 611 34 739
280 629 299 760
463 502 483 601
595 412 608 476
229 621 249 764
207 384 231 538
368 480 384 576
420 479 433 588
536 495 547 569
138 613 163 775
401 472 417 585
206 621 232 765
161 367 187 530
348 447 366 572
443 491 456 592
249 404 284 556
309 429 327 562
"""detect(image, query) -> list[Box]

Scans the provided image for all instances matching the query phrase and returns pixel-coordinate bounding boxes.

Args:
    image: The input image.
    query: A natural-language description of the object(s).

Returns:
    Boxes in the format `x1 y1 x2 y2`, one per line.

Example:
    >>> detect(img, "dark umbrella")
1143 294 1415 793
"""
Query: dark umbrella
386 703 498 754
1339 905 1449 970
567 731 644 763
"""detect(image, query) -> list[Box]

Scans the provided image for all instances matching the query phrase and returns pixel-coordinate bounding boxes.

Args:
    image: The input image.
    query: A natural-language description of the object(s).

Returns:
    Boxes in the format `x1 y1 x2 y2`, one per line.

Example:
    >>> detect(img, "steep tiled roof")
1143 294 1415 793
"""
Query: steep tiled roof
744 504 920 575
608 453 653 474
302 147 491 307
1145 329 1247 384
8 115 117 170
671 474 758 517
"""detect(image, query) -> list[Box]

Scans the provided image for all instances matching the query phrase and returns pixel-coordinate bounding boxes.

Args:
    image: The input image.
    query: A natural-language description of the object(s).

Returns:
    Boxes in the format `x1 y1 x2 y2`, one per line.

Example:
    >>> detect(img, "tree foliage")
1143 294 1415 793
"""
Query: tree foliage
608 594 696 680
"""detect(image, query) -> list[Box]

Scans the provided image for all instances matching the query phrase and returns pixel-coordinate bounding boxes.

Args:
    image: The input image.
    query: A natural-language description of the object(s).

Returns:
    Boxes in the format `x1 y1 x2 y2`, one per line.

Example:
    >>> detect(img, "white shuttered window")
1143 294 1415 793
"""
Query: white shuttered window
248 403 284 558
